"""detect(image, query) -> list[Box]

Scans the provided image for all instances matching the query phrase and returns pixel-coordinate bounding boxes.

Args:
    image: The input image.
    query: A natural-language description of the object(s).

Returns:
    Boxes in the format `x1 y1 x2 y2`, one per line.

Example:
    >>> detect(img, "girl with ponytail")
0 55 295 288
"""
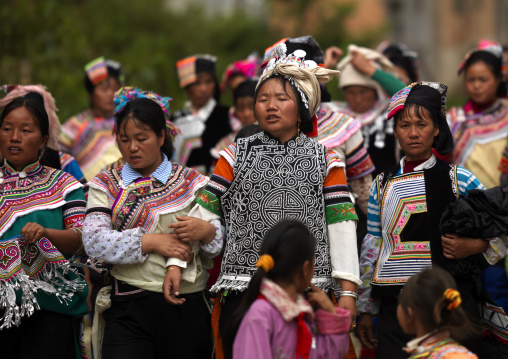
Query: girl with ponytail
223 220 351 359
397 267 478 358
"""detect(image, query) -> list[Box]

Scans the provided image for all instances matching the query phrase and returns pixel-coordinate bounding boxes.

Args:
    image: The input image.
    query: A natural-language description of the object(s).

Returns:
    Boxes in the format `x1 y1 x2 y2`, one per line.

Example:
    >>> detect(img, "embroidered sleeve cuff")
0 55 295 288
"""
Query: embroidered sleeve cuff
196 190 223 217
315 307 351 334
200 220 224 258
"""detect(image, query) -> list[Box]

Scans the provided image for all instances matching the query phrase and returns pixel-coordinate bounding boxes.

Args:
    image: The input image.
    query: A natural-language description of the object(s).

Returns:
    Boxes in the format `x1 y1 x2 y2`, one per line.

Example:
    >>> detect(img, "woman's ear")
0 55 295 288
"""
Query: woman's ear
159 128 166 147
39 135 49 151
301 259 314 288
433 124 440 138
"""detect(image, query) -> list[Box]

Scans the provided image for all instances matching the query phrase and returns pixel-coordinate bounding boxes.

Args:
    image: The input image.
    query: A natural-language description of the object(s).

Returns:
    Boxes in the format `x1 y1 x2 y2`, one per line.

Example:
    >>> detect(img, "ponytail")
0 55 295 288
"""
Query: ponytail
222 220 316 359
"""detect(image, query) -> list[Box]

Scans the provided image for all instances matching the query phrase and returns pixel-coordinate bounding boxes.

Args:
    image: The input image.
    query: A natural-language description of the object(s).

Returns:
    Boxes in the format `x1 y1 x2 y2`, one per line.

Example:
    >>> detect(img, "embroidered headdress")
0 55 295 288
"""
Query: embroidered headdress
220 54 260 92
176 54 218 88
84 57 124 94
264 36 325 66
388 81 453 156
114 86 179 141
457 39 506 76
257 43 340 135
0 84 61 151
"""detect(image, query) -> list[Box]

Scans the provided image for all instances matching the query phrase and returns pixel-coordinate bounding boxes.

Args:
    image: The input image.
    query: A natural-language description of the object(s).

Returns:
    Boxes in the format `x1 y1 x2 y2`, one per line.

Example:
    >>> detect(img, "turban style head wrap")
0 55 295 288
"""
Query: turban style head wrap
337 44 396 92
0 84 60 151
256 44 340 136
388 81 453 156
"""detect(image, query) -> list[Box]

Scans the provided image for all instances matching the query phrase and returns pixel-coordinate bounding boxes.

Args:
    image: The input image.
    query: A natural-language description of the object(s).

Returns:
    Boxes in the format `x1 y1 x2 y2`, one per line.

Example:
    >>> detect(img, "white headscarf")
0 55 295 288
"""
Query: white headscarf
257 46 340 118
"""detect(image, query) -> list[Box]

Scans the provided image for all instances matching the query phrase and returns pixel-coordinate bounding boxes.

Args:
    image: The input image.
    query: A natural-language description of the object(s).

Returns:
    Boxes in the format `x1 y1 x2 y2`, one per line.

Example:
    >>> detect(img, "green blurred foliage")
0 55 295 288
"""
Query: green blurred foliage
0 0 387 121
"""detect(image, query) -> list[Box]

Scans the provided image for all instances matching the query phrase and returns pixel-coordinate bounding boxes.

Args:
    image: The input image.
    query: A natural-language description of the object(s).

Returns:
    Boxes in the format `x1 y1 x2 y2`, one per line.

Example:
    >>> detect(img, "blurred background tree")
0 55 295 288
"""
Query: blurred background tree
0 0 389 121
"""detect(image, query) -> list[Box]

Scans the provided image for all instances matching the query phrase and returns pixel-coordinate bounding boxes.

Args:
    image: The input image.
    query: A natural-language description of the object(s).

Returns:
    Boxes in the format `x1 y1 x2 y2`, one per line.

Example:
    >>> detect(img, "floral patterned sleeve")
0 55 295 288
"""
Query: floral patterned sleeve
200 219 224 259
357 179 382 314
83 186 148 265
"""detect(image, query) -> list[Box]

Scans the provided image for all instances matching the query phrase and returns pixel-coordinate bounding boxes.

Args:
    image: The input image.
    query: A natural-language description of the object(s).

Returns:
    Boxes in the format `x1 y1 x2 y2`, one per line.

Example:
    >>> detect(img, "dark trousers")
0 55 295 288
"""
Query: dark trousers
102 291 213 359
0 309 76 359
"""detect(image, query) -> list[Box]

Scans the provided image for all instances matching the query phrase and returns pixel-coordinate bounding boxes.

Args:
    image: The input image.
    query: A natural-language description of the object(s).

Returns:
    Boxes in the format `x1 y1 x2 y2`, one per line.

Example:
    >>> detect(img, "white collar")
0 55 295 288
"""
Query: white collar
183 98 216 123
399 154 436 174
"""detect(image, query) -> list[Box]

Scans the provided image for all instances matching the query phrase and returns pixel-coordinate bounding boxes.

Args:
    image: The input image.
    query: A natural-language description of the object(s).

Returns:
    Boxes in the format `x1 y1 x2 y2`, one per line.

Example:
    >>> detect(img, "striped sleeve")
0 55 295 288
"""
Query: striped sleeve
325 148 345 175
59 116 82 153
366 178 382 237
344 131 375 180
456 166 485 194
62 188 86 230
324 165 358 224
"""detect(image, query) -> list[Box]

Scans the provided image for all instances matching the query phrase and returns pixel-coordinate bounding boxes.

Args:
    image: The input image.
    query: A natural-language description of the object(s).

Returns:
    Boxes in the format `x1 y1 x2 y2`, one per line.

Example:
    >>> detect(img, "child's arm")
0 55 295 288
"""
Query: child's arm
307 285 351 359
313 309 351 359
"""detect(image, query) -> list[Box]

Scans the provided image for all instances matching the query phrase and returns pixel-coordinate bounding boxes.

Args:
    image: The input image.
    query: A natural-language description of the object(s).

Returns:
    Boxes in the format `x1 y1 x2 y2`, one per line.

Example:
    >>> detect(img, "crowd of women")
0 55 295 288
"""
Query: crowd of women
0 35 508 359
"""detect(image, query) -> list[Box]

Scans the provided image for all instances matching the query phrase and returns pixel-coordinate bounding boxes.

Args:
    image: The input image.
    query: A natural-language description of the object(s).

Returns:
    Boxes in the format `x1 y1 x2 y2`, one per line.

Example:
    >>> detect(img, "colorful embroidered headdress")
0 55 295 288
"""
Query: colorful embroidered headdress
114 86 179 141
388 81 453 155
84 57 124 94
0 84 61 151
257 43 340 136
457 39 506 76
176 54 217 88
220 54 260 92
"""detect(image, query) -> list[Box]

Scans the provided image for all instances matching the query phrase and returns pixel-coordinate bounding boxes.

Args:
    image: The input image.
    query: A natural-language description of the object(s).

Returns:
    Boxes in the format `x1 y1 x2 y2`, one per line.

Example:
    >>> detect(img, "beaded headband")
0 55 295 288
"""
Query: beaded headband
114 86 179 141
457 40 506 76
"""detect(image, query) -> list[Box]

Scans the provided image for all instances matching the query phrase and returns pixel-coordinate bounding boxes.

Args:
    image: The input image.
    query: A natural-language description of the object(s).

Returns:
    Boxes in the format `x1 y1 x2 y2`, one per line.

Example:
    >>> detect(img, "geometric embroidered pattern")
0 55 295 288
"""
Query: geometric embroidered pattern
373 172 432 285
88 163 207 233
210 132 352 292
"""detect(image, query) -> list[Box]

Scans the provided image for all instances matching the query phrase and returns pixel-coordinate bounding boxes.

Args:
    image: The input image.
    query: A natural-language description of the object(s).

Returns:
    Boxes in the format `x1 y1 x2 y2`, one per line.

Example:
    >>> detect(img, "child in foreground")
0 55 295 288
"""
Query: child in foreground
398 267 478 359
224 220 351 359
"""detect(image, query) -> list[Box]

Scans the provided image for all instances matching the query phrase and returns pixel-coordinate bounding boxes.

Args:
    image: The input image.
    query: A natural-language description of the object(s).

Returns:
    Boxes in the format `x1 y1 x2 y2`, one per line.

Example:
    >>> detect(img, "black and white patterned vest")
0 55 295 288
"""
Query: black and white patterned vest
211 132 334 293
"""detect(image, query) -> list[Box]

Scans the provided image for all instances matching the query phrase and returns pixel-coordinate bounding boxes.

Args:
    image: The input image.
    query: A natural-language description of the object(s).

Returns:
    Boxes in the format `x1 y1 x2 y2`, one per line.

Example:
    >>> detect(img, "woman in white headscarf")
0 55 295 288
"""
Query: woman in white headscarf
173 45 361 359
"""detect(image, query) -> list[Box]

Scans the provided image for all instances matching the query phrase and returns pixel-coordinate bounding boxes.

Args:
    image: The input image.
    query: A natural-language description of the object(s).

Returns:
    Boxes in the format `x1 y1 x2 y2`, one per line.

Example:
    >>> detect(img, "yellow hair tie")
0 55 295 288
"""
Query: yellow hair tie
256 254 275 273
443 288 462 310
